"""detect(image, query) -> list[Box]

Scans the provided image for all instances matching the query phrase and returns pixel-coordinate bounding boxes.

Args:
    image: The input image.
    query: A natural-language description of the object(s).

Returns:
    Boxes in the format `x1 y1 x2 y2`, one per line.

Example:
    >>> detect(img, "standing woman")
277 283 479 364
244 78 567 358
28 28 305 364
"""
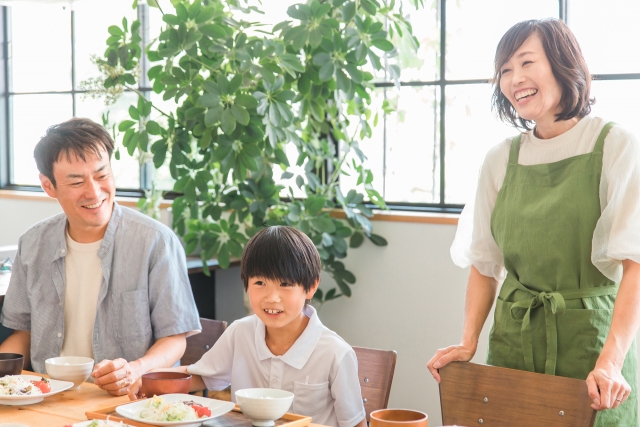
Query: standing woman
427 19 640 426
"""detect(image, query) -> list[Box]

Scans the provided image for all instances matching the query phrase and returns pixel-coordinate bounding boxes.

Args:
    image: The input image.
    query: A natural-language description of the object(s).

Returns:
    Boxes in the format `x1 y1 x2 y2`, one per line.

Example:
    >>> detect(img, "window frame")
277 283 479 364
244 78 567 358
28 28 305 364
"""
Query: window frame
1 0 639 213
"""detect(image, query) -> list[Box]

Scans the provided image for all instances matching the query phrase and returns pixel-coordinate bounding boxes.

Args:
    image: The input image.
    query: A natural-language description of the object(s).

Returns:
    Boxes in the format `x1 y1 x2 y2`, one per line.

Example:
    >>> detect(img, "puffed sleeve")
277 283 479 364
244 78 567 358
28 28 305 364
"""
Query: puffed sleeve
592 125 640 282
450 138 511 282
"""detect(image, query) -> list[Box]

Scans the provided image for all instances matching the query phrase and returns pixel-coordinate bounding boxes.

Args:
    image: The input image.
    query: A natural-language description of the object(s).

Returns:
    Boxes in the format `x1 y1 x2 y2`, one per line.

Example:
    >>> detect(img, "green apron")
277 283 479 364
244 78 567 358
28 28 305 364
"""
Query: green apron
487 122 638 426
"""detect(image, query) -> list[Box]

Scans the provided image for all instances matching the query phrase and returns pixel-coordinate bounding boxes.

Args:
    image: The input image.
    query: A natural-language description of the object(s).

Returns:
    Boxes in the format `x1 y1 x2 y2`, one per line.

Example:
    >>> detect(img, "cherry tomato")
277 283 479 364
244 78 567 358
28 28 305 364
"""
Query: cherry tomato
31 378 51 393
191 403 211 418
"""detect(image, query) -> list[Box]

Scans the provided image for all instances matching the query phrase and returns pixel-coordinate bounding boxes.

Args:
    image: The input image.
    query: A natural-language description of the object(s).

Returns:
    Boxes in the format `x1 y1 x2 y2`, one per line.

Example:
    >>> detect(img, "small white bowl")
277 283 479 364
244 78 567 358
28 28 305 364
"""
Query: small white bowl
45 356 94 389
236 388 294 426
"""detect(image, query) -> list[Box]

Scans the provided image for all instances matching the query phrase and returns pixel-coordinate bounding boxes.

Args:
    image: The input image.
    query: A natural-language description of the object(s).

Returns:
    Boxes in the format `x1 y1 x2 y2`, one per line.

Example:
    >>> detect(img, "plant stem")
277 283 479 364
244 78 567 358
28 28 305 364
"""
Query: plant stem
125 84 172 119
327 121 361 187
186 53 221 75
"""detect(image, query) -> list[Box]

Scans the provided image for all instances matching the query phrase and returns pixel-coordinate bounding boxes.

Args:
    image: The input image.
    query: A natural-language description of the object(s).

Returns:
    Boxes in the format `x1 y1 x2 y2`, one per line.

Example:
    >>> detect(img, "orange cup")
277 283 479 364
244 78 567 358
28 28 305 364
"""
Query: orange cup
370 409 428 427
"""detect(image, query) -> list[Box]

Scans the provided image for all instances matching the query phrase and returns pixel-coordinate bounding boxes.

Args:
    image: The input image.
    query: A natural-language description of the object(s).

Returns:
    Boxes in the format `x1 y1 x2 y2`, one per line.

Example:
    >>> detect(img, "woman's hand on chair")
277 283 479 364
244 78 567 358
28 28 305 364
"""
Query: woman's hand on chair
427 343 476 383
587 359 631 410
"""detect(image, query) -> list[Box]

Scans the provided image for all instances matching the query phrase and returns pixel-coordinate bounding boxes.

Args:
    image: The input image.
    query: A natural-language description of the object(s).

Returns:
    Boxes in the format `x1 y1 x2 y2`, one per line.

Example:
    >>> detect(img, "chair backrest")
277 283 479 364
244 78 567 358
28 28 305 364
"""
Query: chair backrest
439 362 596 427
353 346 397 421
181 318 227 366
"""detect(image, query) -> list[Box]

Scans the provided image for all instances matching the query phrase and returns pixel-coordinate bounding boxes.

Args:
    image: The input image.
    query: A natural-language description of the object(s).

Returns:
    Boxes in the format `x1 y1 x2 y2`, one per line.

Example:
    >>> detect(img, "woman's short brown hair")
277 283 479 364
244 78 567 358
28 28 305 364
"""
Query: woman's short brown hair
33 117 115 187
491 18 595 130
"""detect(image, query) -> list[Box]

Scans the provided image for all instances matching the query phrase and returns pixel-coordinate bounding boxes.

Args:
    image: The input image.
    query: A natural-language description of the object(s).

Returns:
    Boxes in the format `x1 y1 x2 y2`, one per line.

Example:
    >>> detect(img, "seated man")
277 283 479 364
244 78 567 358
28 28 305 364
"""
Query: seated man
0 118 201 395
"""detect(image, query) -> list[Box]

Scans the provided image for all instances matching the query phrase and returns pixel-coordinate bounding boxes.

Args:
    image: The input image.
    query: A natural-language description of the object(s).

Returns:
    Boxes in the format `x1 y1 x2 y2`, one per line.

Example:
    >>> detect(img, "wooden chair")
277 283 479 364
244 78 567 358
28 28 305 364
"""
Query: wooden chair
181 318 227 398
439 362 596 427
353 346 398 421
181 318 227 366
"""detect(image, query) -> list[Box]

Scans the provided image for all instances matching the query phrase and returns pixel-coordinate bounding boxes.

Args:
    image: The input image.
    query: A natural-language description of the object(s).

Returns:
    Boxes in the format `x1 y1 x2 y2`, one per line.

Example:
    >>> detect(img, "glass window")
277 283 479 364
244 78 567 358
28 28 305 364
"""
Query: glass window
446 0 558 80
11 94 73 186
570 0 640 75
383 86 440 204
73 0 137 87
590 80 640 140
396 4 439 82
444 84 513 204
10 3 72 92
3 0 640 212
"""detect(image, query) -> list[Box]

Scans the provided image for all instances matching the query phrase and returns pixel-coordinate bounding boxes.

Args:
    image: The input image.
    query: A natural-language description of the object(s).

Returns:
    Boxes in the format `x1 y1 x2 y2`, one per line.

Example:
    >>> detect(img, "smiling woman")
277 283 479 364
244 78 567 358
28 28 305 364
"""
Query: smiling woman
429 18 640 427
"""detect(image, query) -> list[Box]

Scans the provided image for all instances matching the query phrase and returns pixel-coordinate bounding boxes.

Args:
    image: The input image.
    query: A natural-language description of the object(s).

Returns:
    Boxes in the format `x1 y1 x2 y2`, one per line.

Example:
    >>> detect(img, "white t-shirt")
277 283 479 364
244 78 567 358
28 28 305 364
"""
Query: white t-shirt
60 232 103 359
451 115 640 283
188 305 366 427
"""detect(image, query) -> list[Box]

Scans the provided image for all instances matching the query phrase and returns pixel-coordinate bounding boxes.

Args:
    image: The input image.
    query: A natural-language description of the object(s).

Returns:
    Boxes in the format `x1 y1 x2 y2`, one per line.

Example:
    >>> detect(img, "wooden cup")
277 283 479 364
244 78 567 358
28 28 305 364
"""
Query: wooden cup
370 409 428 427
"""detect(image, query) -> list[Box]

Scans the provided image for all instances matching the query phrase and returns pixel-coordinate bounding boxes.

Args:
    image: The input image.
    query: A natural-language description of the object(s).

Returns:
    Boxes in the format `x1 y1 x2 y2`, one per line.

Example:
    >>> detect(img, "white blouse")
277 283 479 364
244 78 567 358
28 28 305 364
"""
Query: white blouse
451 115 640 283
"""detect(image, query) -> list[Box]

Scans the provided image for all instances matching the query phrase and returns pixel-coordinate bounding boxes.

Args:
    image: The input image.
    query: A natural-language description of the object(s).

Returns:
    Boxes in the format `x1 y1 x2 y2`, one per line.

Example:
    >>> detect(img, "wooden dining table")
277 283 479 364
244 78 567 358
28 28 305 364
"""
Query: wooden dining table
0 371 327 427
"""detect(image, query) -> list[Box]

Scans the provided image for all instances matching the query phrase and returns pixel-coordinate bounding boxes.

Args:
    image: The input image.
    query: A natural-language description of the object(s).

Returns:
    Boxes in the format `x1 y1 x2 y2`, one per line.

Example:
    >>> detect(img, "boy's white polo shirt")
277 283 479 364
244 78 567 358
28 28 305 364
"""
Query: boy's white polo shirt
188 305 366 427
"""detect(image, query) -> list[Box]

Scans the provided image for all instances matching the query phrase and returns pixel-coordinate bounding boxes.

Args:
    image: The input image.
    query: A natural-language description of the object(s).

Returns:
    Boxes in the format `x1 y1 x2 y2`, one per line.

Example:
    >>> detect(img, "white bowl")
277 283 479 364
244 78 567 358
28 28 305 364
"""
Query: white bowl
45 356 94 389
235 388 294 427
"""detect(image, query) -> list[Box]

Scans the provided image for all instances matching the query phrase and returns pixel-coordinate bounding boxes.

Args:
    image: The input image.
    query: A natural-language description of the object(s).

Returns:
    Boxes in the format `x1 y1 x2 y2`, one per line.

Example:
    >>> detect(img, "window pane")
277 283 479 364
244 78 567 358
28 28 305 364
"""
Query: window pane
446 0 558 80
384 86 440 204
392 2 439 82
340 89 385 202
340 86 440 204
570 1 640 75
74 0 138 88
444 84 514 204
11 4 72 92
11 94 73 186
590 80 640 142
76 92 141 190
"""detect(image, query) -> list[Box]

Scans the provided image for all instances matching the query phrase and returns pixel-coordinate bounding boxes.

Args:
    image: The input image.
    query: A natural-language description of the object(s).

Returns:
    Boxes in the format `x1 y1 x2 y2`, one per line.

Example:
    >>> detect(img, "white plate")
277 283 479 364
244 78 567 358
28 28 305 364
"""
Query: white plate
116 393 236 427
0 375 74 405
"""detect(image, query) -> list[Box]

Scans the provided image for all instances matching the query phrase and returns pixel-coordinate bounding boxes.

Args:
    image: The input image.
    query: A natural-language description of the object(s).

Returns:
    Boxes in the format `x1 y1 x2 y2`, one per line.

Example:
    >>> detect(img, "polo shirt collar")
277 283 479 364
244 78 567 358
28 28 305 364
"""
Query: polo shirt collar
255 305 324 369
52 201 121 261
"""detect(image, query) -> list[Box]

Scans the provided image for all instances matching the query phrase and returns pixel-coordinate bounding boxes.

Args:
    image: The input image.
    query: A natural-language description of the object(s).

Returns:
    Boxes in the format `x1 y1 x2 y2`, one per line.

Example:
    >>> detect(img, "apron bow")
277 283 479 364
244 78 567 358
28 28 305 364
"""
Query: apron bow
505 276 617 375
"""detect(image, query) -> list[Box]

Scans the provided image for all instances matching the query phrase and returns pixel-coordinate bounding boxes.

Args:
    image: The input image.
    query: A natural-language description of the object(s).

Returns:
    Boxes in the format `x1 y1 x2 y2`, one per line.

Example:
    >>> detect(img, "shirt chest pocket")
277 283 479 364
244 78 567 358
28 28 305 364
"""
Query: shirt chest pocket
293 381 330 417
111 289 152 342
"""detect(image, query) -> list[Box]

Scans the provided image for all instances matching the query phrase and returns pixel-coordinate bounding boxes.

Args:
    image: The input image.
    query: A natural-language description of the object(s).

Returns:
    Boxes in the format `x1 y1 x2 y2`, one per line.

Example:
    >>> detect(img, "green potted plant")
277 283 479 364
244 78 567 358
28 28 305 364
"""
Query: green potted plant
86 0 421 305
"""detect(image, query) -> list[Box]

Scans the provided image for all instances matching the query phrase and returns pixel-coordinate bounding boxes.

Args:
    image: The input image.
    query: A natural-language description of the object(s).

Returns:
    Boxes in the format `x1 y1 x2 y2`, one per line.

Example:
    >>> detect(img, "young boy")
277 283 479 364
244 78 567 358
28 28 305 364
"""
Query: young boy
129 226 367 427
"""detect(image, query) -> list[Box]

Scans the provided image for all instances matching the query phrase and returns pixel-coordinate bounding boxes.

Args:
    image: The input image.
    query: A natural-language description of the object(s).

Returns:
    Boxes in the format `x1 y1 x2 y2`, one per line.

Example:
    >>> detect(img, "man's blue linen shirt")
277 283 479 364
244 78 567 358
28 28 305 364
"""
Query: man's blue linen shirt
0 202 202 373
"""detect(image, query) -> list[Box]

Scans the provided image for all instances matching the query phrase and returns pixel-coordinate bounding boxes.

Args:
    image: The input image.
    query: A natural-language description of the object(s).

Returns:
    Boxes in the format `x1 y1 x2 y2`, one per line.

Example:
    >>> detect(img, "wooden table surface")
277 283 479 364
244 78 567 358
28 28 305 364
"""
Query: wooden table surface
1 371 326 427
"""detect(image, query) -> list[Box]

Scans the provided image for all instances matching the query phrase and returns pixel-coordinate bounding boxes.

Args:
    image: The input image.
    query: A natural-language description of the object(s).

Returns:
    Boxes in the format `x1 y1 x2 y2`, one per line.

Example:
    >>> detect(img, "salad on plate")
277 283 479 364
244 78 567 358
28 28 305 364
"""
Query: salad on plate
0 375 51 395
115 393 235 427
140 395 212 421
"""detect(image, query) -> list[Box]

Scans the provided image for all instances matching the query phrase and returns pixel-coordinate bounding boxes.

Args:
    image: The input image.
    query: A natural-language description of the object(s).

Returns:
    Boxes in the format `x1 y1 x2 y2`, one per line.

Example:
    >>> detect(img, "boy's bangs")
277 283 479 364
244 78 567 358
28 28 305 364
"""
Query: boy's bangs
241 226 321 292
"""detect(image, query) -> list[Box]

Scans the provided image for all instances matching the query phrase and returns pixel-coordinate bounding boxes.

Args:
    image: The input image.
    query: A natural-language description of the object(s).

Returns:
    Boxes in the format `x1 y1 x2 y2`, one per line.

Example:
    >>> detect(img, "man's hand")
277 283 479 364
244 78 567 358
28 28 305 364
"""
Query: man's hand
92 358 141 396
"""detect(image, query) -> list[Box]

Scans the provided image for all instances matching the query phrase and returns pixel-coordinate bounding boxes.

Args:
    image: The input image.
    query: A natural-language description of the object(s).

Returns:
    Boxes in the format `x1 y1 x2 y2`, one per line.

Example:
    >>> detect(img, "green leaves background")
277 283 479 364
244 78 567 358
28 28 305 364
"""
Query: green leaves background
96 0 420 306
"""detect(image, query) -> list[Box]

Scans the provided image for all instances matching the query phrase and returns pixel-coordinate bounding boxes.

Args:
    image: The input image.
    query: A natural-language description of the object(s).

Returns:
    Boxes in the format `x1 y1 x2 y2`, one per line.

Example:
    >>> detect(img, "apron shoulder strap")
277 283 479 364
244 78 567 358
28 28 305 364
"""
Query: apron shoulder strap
594 121 617 153
508 134 523 165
